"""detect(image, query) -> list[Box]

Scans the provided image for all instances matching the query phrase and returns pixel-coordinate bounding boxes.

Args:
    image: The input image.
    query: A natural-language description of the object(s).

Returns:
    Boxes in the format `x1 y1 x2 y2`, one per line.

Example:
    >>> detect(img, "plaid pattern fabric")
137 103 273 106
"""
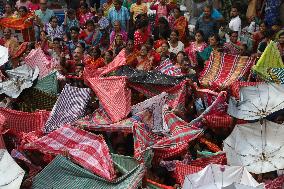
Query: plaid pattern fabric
0 113 5 148
25 124 116 181
24 48 52 79
18 88 57 112
32 155 145 189
132 92 168 132
253 41 284 80
0 108 50 135
174 162 203 185
44 84 91 133
265 175 284 189
268 68 284 84
34 71 58 94
156 58 183 76
87 76 131 123
199 51 255 90
190 153 227 167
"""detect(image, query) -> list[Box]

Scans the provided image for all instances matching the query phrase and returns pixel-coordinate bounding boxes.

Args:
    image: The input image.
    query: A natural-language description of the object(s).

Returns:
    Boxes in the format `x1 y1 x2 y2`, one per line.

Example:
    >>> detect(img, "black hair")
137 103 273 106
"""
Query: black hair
49 16 58 23
70 26 80 33
279 31 284 38
146 37 154 47
106 50 114 57
209 33 220 42
135 18 149 30
195 30 205 39
78 41 86 51
263 29 275 39
171 29 179 37
67 8 76 15
228 30 238 36
18 6 28 13
85 19 95 26
53 37 62 42
80 2 89 9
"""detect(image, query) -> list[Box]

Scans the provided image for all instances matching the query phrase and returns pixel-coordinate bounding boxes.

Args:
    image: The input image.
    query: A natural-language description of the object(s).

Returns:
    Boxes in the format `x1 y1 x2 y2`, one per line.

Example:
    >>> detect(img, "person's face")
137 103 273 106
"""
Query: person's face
239 45 246 55
140 46 147 56
70 30 79 40
73 48 83 61
86 24 94 31
177 53 184 64
50 18 58 28
39 0 47 11
115 35 123 45
80 6 87 13
53 40 61 49
279 35 284 44
3 29 11 39
114 22 120 31
203 7 211 18
259 23 266 33
170 32 178 41
160 0 166 5
161 43 168 53
18 8 27 17
104 52 113 63
195 32 203 42
136 0 141 4
5 4 12 13
209 36 217 46
114 2 121 10
68 13 76 20
230 33 238 43
97 10 103 17
173 9 180 19
230 8 238 17
40 31 47 41
126 41 134 51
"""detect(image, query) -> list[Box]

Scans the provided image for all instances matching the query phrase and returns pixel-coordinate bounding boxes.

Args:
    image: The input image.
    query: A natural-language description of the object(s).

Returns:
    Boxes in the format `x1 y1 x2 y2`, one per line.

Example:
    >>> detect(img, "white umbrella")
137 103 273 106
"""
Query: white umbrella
223 120 284 174
182 164 263 189
227 83 284 120
0 46 9 66
0 149 25 189
222 183 264 189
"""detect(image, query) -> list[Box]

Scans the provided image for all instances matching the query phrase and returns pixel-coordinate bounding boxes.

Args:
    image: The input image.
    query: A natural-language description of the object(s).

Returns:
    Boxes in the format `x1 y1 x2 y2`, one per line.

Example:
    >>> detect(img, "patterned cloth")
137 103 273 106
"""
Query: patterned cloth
264 0 282 26
269 68 284 84
156 59 183 76
32 155 145 189
0 113 6 148
108 6 130 31
265 175 284 189
25 48 53 79
199 51 255 90
174 163 203 185
44 84 91 133
45 23 64 41
0 108 49 135
230 81 261 99
34 71 58 95
253 41 284 80
87 76 131 123
131 92 168 132
25 124 116 181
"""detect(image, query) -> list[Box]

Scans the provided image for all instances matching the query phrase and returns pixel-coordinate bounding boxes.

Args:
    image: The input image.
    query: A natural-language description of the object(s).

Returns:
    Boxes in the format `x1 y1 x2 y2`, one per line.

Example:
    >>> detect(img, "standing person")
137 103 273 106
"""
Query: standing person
63 9 79 33
150 0 175 25
195 5 218 42
130 0 147 22
78 2 93 26
252 22 267 52
108 0 130 32
171 7 189 45
15 0 31 9
228 5 241 37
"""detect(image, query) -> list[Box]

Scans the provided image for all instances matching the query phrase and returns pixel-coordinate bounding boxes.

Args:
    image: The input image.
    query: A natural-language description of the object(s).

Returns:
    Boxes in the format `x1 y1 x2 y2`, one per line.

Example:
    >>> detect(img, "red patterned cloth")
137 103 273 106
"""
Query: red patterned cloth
0 108 50 135
265 175 284 189
0 113 6 148
190 153 227 167
174 162 203 185
199 52 255 90
87 76 131 123
24 124 116 181
25 48 52 79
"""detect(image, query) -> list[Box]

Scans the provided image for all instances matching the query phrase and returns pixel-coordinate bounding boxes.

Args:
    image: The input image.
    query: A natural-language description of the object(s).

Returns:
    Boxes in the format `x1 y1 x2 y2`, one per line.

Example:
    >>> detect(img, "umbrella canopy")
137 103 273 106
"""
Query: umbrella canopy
227 83 284 120
223 120 284 174
0 149 25 189
222 183 264 189
182 164 263 189
0 46 8 66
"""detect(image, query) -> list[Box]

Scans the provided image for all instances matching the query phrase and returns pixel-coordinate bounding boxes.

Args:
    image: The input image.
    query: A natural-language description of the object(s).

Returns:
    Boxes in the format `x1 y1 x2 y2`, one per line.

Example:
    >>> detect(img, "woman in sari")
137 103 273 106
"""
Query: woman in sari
2 3 15 18
223 31 242 55
168 30 184 54
125 39 138 66
134 18 150 50
109 34 125 55
252 22 267 52
85 47 105 70
17 6 35 42
135 45 154 71
79 19 102 46
171 7 189 45
109 20 127 45
185 30 207 67
78 2 93 26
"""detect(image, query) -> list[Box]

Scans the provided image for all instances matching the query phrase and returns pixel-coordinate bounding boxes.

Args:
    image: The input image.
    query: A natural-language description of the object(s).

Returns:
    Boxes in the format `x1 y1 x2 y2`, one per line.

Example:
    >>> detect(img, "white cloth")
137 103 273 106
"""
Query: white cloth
229 16 242 36
224 120 284 174
0 149 25 189
227 83 284 120
182 164 264 189
169 41 184 54
222 183 264 189
0 46 9 67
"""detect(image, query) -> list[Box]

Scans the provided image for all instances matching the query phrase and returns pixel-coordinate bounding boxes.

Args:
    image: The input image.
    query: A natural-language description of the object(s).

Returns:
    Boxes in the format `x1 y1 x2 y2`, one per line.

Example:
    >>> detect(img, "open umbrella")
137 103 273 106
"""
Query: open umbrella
223 120 284 174
227 83 284 120
0 46 8 66
182 164 263 189
0 149 25 189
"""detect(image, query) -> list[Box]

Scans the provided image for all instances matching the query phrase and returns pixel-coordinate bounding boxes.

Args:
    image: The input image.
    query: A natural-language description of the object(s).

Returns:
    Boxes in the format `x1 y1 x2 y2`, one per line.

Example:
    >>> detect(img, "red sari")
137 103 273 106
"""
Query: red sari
185 41 207 67
173 16 188 44
134 29 149 50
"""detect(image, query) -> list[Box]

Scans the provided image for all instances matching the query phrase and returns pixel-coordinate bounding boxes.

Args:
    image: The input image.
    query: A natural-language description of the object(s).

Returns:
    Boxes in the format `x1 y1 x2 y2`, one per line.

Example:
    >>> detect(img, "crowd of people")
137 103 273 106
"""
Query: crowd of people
0 0 284 188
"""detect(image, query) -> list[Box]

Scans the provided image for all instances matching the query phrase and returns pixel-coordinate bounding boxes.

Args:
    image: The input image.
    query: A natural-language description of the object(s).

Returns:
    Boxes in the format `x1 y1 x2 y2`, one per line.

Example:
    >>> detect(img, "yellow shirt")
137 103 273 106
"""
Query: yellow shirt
130 3 148 20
